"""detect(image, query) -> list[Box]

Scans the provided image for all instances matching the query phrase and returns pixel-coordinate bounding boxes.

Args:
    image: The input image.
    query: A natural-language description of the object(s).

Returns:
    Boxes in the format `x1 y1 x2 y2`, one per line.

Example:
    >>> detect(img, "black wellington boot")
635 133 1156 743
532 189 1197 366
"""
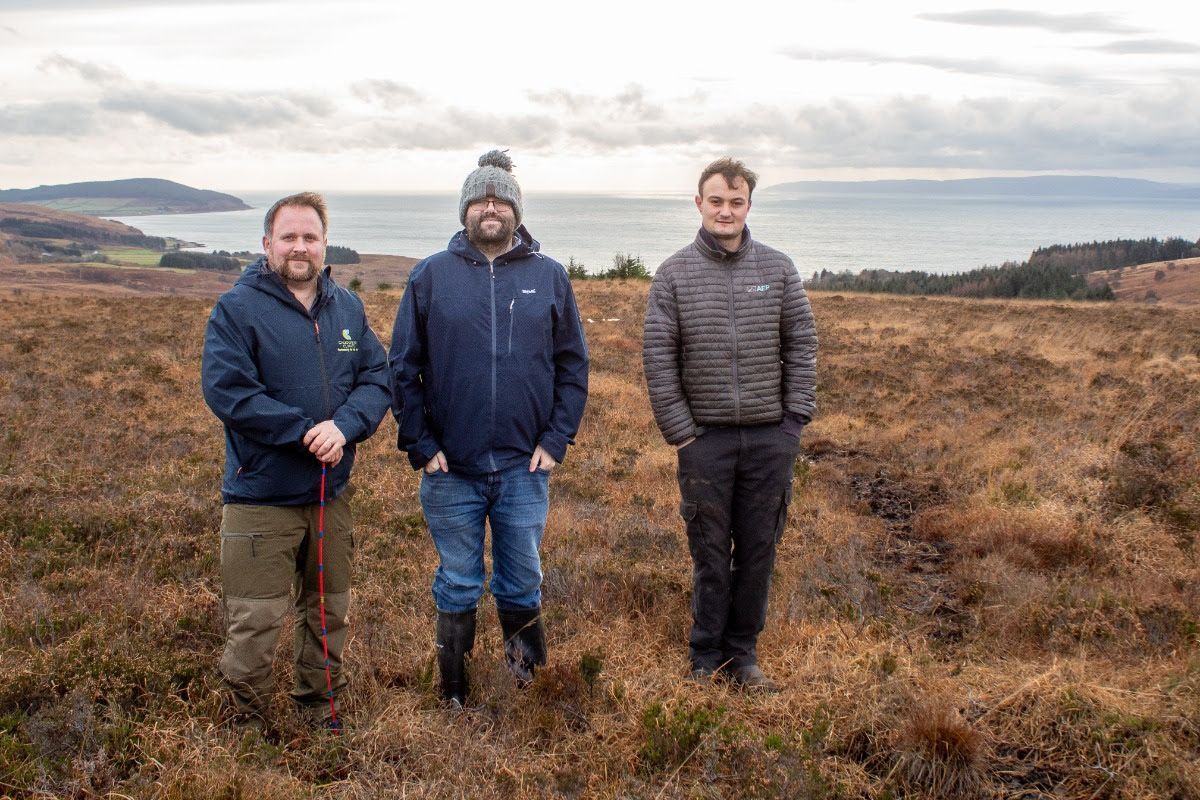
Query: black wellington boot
436 609 476 707
497 606 546 687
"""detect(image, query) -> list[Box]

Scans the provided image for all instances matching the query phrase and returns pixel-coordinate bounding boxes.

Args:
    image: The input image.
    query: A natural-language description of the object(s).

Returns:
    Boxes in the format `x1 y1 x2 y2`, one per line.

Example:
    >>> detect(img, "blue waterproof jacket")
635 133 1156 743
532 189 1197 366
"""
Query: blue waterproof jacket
202 258 390 505
389 226 589 475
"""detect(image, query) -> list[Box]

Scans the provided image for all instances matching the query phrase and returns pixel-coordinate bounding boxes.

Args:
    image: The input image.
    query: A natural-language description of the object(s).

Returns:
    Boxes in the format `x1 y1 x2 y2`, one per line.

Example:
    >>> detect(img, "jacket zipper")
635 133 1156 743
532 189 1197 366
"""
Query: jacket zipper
488 260 498 472
313 319 332 421
727 268 741 424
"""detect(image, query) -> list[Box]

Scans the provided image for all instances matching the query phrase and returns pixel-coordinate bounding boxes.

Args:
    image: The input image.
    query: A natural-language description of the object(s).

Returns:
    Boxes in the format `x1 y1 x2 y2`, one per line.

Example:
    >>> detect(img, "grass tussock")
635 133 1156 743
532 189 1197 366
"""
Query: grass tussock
1 286 1198 797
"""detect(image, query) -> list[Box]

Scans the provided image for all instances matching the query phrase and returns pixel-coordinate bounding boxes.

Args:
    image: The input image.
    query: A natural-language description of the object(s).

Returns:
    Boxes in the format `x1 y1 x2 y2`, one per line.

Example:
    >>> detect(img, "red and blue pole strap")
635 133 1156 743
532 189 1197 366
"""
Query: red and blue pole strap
317 463 341 733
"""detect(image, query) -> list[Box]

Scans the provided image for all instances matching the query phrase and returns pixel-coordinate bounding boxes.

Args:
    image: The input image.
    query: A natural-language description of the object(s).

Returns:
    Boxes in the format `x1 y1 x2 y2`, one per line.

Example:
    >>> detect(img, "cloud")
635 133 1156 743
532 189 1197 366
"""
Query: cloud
341 82 1200 173
38 53 125 83
1092 38 1200 55
529 84 665 121
350 79 424 109
756 90 1200 171
343 110 562 152
100 89 335 135
918 9 1142 34
8 73 1200 178
781 47 1090 87
0 101 98 135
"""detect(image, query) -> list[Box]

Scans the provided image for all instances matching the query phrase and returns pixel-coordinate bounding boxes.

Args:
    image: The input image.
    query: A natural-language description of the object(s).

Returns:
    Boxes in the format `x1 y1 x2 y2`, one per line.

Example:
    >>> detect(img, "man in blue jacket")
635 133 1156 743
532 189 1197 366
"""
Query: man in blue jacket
390 151 589 708
202 192 390 729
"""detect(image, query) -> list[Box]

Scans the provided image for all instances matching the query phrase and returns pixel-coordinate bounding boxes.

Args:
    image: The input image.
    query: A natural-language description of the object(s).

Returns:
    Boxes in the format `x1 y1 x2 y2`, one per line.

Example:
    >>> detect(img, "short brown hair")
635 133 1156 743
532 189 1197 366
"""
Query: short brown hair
263 191 329 237
698 158 758 199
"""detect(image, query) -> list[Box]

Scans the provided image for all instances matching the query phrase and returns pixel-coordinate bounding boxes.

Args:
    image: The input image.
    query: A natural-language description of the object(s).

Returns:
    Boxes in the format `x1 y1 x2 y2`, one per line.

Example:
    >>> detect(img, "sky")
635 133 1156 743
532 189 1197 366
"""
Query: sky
2 0 1199 193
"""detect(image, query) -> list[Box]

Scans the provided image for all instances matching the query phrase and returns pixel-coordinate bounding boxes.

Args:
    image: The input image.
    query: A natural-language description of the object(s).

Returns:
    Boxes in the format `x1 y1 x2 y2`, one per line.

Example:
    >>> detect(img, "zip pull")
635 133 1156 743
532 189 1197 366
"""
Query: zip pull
313 321 321 343
509 299 515 313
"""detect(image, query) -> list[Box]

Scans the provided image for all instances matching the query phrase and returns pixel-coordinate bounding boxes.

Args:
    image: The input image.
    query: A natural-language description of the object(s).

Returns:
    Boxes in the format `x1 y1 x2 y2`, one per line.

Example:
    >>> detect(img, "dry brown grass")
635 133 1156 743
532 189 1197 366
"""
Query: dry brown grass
1 283 1198 798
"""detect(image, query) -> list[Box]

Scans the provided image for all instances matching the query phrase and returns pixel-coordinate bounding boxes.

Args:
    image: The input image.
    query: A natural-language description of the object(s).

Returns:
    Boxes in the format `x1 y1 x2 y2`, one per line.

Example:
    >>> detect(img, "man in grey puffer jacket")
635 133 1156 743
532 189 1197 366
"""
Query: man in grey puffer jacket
643 157 817 691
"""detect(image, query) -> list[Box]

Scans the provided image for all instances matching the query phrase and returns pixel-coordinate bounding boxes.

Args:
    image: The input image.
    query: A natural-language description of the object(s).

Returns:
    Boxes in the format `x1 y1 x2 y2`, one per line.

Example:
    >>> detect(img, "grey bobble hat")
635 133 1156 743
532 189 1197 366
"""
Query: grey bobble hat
459 149 523 226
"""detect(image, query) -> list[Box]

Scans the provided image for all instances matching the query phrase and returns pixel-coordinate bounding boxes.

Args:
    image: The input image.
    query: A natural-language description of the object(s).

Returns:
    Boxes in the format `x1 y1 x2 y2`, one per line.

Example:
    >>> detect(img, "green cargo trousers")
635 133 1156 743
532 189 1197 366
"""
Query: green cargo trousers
218 495 353 720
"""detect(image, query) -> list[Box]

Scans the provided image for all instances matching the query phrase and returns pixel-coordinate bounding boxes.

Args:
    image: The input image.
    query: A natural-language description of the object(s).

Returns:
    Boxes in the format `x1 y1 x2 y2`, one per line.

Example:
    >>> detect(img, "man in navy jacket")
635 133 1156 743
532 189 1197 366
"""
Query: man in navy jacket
390 151 589 707
202 192 390 728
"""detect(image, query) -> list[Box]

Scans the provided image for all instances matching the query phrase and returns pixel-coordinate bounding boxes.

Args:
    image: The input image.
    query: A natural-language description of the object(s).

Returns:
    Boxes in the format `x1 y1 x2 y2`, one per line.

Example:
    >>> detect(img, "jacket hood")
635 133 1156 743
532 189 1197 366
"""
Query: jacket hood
447 224 542 265
695 225 754 263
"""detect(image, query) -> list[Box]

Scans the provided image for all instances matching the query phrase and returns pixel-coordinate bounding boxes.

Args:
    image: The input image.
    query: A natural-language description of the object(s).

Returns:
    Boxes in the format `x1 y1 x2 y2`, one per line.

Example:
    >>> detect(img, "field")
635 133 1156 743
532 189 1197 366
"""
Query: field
1 282 1198 799
98 247 167 267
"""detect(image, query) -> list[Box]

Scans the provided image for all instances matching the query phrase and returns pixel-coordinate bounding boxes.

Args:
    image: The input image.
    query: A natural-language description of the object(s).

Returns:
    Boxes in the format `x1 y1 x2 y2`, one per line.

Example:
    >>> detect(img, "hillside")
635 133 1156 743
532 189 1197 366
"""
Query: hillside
764 174 1200 199
0 178 250 215
1088 255 1200 306
0 202 171 268
1 284 1197 798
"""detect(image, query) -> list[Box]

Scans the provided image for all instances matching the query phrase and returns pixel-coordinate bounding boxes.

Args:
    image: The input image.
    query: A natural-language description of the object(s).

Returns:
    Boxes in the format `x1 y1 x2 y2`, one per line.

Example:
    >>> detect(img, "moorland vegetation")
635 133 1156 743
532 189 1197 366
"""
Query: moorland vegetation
1 281 1197 798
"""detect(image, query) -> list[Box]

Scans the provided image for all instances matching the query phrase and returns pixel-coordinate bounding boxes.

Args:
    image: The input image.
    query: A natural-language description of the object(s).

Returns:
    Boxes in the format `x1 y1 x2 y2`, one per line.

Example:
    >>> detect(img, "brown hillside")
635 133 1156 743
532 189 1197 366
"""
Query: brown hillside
1089 255 1200 306
0 285 1197 798
2 262 237 297
0 201 153 240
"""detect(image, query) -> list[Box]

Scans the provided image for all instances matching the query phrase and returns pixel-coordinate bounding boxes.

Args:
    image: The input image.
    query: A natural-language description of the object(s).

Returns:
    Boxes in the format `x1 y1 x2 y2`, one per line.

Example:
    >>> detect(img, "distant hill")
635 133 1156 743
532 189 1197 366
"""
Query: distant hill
0 178 250 216
763 175 1200 200
0 203 164 248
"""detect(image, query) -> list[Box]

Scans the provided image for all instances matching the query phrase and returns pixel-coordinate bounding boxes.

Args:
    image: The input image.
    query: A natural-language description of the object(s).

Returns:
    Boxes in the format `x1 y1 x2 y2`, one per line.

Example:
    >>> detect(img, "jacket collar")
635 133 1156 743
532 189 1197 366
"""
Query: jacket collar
240 256 333 313
448 224 543 266
695 225 753 263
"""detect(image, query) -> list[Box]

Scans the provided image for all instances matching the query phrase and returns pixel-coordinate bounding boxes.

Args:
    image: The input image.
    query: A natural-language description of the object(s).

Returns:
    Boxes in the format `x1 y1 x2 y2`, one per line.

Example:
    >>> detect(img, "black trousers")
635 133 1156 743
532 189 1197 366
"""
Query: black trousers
676 425 799 670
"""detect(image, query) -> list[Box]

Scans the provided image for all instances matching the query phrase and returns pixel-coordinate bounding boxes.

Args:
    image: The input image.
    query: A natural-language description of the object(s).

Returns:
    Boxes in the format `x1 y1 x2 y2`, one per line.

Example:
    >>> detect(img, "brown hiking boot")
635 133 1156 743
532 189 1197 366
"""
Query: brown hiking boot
728 665 780 693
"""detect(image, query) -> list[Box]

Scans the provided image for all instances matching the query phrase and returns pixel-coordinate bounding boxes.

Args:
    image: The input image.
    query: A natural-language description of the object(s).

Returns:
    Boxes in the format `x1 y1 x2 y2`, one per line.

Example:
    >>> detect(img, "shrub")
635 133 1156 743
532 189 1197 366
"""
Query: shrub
566 256 589 280
599 253 650 280
640 702 726 772
893 700 988 798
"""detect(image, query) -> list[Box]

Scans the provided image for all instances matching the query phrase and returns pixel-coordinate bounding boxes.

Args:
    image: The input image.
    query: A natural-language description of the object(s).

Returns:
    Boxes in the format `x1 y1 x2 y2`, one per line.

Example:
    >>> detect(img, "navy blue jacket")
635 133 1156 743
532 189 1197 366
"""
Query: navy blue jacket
202 258 390 505
389 226 589 475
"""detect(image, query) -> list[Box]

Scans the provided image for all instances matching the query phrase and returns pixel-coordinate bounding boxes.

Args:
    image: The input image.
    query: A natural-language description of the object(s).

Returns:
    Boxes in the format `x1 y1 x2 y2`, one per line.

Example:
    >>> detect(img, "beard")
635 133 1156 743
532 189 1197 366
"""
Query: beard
467 213 516 248
269 254 320 283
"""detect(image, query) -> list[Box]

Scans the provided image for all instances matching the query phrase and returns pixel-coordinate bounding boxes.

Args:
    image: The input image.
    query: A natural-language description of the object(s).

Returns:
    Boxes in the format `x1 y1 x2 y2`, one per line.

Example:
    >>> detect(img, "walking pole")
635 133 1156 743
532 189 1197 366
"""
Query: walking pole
317 462 341 733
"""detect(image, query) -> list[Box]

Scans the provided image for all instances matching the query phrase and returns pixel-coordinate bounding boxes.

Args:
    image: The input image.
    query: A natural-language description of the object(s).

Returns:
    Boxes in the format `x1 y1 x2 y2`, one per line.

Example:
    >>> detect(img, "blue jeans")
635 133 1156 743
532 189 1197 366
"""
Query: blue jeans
419 464 551 613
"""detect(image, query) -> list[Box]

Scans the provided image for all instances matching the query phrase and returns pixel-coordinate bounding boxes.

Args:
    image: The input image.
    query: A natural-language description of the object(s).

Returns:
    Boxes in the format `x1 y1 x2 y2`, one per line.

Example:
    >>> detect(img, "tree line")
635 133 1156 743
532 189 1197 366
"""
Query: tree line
807 235 1200 301
158 245 360 271
1027 237 1199 272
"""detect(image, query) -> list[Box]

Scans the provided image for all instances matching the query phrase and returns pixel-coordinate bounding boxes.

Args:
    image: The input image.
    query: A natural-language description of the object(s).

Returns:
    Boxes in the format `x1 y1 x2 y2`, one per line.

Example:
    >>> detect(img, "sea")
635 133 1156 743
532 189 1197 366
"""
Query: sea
109 190 1200 279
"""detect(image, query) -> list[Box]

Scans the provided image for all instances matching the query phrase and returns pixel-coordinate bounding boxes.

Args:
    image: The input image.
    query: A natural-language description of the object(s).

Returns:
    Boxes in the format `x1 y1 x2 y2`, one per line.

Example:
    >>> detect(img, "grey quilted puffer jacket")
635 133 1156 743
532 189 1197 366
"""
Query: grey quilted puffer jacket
642 228 817 445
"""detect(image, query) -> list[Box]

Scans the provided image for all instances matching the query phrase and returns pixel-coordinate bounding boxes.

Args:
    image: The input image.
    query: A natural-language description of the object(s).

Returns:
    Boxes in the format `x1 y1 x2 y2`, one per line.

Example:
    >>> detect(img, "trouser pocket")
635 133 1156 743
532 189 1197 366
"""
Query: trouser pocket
775 484 794 543
220 504 305 600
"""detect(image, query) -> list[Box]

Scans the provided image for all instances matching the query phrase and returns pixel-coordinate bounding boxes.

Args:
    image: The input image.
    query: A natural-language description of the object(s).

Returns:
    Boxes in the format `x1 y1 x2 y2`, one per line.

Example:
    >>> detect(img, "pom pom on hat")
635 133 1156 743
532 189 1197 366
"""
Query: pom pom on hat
478 149 513 172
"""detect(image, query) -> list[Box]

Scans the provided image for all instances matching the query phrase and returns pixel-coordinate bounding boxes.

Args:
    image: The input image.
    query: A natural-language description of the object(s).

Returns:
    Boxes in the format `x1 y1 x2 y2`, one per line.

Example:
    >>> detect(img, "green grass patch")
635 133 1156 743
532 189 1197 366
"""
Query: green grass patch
98 246 164 266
